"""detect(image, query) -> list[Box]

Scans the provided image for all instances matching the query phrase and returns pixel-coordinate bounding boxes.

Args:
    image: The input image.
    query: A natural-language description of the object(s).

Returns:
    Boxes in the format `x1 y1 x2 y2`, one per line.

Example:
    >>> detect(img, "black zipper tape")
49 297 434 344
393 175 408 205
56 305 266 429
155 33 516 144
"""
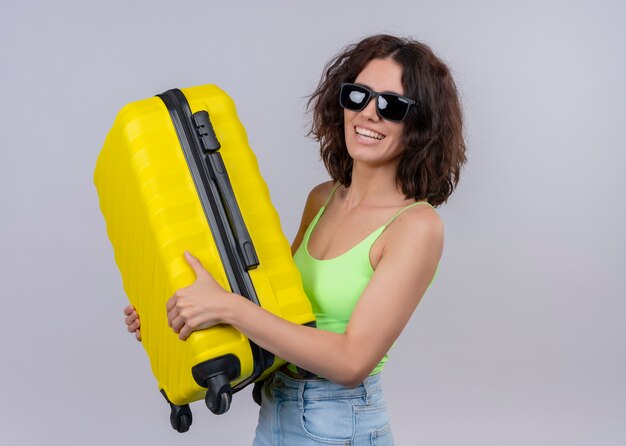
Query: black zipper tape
157 88 274 392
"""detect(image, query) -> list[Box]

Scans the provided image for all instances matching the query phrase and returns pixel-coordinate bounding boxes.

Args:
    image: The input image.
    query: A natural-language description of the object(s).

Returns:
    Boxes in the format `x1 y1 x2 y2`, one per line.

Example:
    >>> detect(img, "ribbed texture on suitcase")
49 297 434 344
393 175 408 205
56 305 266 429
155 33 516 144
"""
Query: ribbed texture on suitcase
94 85 314 406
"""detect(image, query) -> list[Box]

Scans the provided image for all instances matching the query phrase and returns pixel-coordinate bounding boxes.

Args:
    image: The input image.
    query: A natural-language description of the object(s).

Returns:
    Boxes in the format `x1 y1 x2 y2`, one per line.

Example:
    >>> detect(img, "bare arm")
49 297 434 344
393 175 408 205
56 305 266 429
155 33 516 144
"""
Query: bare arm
167 203 443 387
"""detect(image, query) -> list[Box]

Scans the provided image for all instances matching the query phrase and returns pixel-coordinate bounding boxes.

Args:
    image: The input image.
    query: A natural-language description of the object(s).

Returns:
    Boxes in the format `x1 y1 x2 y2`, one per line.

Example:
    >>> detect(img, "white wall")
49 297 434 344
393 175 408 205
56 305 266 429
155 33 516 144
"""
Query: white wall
1 1 624 444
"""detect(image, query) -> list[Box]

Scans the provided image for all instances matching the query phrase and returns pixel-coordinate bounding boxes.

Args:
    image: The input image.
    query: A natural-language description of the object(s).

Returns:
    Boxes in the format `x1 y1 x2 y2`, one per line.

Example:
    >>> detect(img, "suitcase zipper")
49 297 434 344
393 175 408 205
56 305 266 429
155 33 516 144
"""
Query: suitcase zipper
158 89 274 398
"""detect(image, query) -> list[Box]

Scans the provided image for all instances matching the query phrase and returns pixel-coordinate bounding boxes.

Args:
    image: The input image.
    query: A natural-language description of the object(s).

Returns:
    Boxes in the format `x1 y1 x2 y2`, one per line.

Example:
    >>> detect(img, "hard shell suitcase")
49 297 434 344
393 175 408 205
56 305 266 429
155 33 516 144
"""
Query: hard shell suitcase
94 85 315 432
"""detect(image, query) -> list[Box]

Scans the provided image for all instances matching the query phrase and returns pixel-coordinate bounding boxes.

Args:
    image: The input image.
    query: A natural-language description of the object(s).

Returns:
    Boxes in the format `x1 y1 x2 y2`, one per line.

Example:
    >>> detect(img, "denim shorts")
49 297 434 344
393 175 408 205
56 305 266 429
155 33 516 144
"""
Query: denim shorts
252 371 394 446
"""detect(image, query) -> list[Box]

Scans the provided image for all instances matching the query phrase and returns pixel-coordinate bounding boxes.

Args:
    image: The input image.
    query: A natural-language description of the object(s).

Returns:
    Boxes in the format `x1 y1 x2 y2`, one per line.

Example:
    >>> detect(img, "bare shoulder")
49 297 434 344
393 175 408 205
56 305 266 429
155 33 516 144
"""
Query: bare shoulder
291 180 337 254
384 203 444 254
396 203 443 231
306 181 337 209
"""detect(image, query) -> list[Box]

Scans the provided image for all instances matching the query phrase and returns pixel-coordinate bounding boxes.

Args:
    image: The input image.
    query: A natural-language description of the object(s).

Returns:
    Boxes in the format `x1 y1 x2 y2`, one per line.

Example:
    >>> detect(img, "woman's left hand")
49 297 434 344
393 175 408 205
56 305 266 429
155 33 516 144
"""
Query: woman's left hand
166 251 231 340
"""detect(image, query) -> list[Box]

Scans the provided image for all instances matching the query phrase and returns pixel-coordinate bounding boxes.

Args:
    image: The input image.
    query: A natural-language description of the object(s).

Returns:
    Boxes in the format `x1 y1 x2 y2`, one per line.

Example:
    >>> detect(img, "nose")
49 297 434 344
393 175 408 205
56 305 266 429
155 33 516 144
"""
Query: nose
360 95 380 122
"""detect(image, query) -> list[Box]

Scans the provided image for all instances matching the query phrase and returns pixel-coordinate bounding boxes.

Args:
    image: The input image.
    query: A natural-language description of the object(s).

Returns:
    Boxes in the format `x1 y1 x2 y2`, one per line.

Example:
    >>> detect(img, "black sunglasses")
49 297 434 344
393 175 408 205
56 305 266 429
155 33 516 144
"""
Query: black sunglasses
339 82 417 122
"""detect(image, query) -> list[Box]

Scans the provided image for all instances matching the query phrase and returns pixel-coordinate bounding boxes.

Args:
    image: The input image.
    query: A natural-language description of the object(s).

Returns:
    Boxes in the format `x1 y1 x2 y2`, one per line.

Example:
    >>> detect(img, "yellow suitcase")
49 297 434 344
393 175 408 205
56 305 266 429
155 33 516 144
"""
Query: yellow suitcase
94 85 315 432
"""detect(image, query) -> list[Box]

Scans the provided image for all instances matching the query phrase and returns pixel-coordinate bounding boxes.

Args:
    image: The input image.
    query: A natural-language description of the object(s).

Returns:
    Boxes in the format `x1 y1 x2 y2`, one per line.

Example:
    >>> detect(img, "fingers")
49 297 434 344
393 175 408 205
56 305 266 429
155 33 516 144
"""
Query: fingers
166 297 180 328
124 306 141 341
176 315 201 341
125 312 139 326
169 314 191 340
166 293 179 313
127 318 140 333
168 300 192 334
123 305 141 341
184 251 209 279
166 297 201 340
178 324 192 341
123 251 214 345
169 313 185 333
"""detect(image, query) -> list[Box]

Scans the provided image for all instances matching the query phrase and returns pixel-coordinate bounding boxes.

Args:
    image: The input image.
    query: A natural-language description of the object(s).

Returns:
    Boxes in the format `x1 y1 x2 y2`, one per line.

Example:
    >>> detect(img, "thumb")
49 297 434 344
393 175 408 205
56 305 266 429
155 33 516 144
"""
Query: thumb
184 251 209 279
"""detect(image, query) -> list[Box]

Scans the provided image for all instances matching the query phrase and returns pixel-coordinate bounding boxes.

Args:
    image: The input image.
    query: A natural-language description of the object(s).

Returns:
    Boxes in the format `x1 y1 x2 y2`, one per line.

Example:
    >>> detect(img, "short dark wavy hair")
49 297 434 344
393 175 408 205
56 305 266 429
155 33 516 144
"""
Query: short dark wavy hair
307 34 467 207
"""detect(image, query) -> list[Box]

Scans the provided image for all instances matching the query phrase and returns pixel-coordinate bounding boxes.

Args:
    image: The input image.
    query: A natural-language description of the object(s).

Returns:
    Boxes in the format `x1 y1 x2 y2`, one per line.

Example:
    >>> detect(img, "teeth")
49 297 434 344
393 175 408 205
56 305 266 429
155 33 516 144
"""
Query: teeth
355 126 385 140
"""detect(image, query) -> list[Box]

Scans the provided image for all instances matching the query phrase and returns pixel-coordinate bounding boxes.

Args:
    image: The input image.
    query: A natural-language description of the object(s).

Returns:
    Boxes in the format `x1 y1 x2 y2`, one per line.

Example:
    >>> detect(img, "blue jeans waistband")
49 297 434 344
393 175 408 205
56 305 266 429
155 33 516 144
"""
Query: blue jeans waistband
270 371 383 404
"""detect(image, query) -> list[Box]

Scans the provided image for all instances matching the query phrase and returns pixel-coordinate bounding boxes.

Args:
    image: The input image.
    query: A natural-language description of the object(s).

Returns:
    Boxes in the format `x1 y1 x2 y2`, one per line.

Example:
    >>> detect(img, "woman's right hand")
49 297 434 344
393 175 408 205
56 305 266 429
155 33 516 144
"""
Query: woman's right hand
124 305 141 341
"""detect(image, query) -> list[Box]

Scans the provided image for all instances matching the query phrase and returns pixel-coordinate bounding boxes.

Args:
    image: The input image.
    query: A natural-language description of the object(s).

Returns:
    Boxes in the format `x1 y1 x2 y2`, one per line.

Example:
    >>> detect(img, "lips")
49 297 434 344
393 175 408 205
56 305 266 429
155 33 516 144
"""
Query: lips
354 126 386 141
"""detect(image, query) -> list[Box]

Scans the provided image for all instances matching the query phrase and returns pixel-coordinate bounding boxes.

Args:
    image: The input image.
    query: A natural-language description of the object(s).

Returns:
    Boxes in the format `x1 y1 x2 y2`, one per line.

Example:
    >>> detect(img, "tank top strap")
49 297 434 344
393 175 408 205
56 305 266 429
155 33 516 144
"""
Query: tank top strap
301 184 341 245
383 201 433 228
322 183 341 208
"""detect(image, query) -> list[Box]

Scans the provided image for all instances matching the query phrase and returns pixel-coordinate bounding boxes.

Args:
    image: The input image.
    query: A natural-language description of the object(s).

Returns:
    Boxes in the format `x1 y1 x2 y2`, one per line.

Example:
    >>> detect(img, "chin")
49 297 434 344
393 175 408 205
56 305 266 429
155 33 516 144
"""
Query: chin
346 141 401 167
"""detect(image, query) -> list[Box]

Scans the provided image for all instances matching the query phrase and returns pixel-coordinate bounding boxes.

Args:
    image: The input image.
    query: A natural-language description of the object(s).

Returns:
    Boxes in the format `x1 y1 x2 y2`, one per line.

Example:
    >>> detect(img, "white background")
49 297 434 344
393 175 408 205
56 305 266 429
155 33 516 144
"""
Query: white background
1 1 624 444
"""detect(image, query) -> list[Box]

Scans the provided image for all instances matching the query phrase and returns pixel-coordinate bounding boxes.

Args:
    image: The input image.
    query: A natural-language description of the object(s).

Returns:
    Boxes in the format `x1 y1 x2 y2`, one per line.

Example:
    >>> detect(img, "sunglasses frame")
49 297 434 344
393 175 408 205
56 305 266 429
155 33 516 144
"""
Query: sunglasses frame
339 82 417 122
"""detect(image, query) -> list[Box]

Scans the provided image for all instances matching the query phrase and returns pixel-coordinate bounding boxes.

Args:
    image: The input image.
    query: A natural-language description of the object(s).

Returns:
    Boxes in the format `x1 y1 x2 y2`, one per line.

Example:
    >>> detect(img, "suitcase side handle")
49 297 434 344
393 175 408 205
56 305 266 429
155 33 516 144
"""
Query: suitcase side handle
193 111 260 271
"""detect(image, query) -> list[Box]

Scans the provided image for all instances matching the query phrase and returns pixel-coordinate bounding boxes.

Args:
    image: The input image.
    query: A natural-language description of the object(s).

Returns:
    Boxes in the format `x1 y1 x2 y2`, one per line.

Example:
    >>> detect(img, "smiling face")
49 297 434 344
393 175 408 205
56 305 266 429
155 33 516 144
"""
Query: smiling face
343 57 406 167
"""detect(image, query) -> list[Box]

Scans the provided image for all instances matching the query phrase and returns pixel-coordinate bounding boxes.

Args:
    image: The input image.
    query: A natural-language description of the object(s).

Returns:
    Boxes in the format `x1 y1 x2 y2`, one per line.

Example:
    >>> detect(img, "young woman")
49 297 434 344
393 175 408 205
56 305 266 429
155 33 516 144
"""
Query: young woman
124 34 466 445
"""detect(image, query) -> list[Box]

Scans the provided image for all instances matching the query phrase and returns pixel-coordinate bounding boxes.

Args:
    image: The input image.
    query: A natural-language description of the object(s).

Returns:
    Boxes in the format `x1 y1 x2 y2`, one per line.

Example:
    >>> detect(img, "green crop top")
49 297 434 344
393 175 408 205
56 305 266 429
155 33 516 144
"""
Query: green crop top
290 185 438 377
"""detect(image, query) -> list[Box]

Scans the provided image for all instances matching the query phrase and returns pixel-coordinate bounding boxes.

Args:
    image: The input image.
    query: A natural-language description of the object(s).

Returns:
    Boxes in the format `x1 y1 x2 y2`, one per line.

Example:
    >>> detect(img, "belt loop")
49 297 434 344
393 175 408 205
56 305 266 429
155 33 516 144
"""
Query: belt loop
363 376 372 405
297 381 305 410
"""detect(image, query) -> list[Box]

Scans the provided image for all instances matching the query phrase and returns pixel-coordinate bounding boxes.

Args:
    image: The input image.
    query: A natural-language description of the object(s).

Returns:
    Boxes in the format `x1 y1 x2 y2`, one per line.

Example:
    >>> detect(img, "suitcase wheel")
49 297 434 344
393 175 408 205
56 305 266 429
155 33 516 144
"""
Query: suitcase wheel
168 403 193 433
205 373 233 415
161 389 193 433
205 386 232 415
171 411 192 433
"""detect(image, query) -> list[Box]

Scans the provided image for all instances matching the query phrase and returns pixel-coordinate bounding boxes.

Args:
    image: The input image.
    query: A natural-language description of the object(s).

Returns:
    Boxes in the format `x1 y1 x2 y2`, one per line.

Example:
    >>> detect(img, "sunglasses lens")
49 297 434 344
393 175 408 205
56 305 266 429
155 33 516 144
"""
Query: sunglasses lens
340 83 413 122
377 94 409 121
340 84 370 111
349 90 367 105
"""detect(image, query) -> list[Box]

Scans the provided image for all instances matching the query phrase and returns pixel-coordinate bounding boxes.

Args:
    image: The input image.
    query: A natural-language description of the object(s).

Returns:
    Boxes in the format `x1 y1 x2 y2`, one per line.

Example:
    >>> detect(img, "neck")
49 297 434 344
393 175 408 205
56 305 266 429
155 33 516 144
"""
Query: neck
342 160 404 210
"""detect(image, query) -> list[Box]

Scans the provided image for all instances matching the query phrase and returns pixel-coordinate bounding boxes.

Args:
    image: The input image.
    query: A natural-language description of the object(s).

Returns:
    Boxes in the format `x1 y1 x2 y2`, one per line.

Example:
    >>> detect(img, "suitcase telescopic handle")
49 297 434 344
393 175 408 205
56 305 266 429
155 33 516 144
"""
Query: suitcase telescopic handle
193 111 260 270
